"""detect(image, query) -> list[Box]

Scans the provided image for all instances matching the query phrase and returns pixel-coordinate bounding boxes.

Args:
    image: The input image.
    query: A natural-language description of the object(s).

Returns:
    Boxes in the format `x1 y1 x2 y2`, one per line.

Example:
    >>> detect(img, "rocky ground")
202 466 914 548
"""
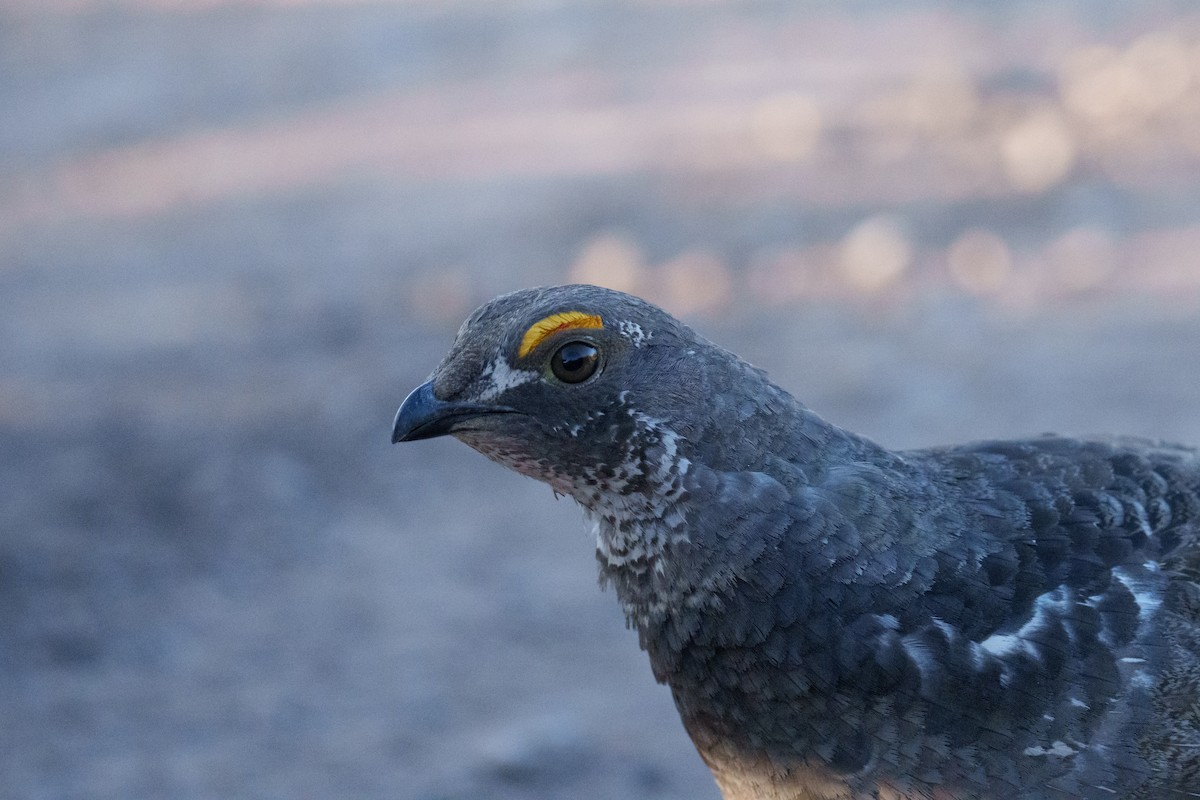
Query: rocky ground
2 2 1199 799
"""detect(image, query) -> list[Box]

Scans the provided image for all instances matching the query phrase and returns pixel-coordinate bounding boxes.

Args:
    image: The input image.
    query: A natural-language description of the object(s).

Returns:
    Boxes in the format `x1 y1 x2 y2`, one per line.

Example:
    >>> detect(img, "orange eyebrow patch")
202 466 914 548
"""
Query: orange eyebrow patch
518 311 603 358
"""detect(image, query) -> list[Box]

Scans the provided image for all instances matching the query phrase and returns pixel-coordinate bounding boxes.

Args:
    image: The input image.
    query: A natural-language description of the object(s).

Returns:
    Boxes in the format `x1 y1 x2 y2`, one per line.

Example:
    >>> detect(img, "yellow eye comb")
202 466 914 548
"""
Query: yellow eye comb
518 311 603 358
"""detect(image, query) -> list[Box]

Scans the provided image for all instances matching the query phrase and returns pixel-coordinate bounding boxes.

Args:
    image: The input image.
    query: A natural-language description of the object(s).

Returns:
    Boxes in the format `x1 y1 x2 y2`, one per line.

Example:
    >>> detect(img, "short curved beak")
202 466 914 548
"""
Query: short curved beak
391 381 514 443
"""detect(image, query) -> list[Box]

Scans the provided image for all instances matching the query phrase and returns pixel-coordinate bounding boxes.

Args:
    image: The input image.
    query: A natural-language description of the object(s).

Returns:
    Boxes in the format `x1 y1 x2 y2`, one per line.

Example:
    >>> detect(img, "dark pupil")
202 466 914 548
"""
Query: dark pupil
552 342 599 383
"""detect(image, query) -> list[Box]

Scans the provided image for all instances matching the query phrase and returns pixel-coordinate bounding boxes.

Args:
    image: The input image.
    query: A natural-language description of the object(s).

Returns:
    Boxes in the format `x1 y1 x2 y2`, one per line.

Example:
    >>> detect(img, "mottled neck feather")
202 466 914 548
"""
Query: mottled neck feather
580 379 906 659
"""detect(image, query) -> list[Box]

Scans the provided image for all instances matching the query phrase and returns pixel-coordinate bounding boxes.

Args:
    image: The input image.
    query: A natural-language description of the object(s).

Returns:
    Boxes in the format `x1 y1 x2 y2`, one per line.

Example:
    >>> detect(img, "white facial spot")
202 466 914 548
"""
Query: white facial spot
617 320 650 347
478 357 539 400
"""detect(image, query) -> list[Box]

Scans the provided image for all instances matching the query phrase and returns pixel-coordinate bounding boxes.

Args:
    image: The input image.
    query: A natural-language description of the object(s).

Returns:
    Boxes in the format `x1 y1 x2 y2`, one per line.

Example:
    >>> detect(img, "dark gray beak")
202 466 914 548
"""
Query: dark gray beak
391 381 515 443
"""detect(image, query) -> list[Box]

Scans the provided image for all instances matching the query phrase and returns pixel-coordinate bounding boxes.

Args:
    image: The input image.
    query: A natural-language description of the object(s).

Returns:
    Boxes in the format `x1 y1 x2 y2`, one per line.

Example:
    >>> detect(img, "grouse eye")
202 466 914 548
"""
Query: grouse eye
550 341 601 384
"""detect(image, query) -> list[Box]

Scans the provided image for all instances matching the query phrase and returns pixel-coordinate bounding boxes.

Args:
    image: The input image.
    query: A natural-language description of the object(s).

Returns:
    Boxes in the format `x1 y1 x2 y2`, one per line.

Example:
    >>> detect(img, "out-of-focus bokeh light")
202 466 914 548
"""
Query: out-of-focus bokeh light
748 93 823 163
839 215 913 292
1000 107 1076 192
947 229 1012 296
1124 33 1194 113
654 249 733 315
1060 35 1194 135
568 232 647 295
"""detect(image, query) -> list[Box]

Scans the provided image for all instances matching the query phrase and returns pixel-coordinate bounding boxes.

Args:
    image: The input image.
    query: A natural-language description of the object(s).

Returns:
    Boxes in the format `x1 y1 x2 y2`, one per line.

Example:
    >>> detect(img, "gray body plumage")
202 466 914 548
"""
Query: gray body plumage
393 285 1200 799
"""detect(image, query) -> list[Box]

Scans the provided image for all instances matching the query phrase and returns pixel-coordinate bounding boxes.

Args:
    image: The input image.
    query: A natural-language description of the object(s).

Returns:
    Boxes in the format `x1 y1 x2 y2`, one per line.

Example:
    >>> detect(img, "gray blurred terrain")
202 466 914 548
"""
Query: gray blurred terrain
2 2 1200 799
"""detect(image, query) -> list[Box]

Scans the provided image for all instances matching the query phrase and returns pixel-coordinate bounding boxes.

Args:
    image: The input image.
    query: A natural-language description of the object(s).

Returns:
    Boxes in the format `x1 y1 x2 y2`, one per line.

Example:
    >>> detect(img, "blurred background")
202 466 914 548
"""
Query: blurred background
3 1 1200 798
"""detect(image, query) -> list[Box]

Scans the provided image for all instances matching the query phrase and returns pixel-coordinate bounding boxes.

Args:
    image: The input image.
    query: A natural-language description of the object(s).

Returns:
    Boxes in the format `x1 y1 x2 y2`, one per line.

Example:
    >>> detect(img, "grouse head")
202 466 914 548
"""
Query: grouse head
392 284 778 511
